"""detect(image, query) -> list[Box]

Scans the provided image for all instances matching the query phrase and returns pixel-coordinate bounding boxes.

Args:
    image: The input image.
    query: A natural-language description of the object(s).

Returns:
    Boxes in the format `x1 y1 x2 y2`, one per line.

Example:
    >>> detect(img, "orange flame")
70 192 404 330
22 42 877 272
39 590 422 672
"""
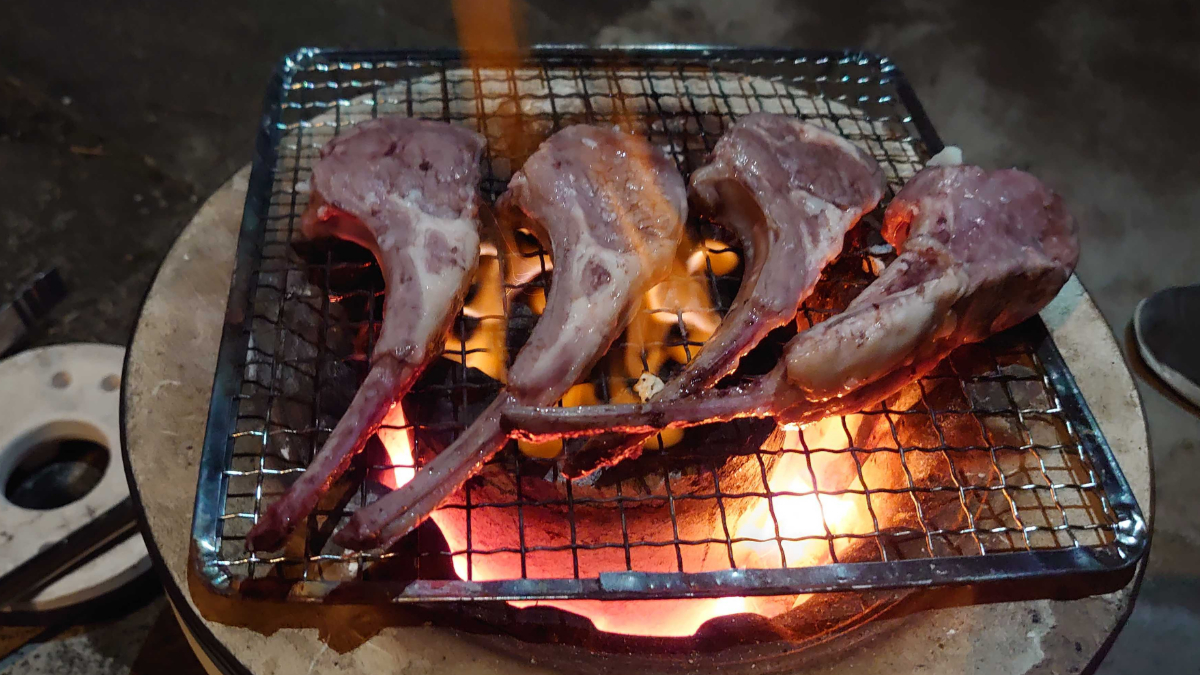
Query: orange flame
732 419 867 571
453 0 524 67
377 407 872 636
375 412 701 633
443 255 509 383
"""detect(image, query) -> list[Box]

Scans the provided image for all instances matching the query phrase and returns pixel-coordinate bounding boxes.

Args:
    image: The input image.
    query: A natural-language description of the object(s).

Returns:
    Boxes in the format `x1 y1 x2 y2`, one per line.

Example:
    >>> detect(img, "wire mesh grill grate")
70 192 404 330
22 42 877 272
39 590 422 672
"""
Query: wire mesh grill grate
193 47 1144 602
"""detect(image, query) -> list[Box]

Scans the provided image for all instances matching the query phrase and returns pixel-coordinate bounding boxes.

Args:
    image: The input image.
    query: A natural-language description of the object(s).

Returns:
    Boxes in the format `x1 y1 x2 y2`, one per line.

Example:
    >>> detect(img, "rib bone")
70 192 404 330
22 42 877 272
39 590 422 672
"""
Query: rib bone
247 118 485 551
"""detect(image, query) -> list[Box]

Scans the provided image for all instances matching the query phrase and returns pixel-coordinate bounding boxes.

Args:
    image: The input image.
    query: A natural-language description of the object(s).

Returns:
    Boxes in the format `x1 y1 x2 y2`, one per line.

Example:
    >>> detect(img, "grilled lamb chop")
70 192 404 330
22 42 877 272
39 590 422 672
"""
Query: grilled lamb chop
333 125 687 550
246 117 486 551
561 113 884 478
503 164 1079 440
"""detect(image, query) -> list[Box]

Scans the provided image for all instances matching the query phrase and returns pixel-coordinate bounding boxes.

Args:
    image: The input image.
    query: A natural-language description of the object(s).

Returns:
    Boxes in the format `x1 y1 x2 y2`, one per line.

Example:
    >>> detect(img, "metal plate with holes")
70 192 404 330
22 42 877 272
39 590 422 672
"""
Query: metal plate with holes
191 46 1146 602
0 343 150 611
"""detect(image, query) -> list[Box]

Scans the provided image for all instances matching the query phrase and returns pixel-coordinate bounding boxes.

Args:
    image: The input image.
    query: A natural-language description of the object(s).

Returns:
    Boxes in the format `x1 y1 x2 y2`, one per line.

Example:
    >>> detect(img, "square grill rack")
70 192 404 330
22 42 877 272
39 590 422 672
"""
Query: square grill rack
192 46 1147 602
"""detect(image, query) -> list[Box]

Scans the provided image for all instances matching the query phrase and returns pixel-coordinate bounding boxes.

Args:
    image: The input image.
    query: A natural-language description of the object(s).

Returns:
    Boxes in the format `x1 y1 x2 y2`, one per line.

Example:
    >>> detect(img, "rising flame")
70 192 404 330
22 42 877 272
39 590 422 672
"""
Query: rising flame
453 0 524 67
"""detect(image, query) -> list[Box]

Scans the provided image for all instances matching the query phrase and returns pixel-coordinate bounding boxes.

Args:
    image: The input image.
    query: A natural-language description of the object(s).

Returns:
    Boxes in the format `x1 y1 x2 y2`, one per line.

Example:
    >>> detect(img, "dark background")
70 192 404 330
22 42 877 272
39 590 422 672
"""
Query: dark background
1 1 1197 672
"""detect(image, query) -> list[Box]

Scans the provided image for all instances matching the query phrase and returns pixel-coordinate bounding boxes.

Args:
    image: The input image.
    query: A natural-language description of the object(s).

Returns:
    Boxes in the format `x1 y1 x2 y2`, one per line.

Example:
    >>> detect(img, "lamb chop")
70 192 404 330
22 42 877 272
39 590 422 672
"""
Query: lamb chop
503 164 1079 440
332 125 687 550
246 118 486 551
561 113 885 478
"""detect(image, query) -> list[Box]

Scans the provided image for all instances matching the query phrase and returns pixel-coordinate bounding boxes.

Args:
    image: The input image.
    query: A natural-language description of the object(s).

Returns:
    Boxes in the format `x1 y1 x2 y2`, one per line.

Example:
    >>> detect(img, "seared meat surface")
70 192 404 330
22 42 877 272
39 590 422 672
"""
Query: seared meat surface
503 164 1079 440
247 117 485 551
333 125 687 551
562 113 885 478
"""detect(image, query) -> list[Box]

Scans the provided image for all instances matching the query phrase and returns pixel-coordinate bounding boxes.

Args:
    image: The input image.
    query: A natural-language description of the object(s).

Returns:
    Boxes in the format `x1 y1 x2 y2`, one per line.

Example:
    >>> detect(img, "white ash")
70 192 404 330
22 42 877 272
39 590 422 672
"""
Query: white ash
634 372 665 401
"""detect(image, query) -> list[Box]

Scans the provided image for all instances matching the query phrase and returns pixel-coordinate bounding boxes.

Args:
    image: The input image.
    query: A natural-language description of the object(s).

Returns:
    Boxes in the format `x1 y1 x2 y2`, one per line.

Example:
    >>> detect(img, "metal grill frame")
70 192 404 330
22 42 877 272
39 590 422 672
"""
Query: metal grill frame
191 45 1147 602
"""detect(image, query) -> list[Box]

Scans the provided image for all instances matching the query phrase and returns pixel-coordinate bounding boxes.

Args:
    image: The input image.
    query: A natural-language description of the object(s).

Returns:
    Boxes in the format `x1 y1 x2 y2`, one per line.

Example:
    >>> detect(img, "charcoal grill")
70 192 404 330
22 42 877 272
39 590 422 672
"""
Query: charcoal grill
191 45 1147 606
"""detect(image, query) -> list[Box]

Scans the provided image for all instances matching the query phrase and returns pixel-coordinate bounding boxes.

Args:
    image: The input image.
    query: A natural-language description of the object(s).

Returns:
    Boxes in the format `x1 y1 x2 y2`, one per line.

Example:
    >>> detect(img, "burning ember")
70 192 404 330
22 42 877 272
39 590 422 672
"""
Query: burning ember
379 406 873 637
373 240 881 637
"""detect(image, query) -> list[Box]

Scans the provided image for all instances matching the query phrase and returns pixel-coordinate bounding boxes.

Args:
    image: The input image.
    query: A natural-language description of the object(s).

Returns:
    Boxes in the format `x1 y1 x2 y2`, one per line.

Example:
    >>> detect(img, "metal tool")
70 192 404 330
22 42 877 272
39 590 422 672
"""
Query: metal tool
0 498 139 608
